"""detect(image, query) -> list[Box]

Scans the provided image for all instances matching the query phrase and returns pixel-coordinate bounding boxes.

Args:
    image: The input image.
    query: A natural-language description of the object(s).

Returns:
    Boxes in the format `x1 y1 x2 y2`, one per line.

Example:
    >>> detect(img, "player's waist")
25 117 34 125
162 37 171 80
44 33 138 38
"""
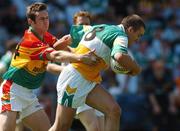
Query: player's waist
70 63 105 83
3 66 45 89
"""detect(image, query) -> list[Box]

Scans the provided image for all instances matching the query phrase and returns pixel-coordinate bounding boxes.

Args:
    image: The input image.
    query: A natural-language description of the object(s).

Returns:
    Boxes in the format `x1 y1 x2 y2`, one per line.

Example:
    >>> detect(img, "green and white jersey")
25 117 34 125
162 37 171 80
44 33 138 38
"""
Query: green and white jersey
70 25 92 48
70 24 129 83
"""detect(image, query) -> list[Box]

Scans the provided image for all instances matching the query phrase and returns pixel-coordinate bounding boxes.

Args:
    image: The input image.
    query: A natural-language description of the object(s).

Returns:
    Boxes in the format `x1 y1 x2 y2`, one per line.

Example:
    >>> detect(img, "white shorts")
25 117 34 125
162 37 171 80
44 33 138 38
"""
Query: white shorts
57 65 96 108
76 104 104 117
0 80 43 121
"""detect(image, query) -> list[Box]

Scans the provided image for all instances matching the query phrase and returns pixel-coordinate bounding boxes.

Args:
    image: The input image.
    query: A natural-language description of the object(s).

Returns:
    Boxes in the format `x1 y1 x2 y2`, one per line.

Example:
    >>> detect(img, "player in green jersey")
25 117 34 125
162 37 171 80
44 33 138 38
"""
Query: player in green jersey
47 11 104 131
49 14 145 131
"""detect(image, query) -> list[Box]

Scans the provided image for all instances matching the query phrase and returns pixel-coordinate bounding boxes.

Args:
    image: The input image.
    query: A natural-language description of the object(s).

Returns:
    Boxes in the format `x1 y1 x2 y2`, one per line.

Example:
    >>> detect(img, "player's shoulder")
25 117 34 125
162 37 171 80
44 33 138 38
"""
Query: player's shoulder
44 32 57 46
94 24 124 33
21 31 42 48
21 30 36 47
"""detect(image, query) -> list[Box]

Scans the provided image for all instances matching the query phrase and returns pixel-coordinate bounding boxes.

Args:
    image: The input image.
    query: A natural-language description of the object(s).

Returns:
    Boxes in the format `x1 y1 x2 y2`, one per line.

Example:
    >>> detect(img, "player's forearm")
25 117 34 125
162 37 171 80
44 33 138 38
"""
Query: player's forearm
48 50 82 63
53 35 72 50
47 49 98 66
30 48 55 60
46 63 64 74
114 52 141 75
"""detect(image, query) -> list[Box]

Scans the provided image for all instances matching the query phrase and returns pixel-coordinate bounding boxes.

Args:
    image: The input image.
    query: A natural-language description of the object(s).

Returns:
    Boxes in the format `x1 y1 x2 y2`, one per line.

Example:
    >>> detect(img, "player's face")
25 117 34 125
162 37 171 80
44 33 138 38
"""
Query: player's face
128 26 145 44
33 10 49 34
75 16 90 25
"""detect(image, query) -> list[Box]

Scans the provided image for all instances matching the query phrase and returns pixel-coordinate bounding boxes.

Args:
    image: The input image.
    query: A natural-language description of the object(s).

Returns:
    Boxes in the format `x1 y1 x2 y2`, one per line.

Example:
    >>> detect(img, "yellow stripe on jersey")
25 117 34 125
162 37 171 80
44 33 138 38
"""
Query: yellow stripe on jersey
11 53 29 68
71 44 108 83
18 46 47 55
11 54 48 75
66 85 77 94
11 46 48 75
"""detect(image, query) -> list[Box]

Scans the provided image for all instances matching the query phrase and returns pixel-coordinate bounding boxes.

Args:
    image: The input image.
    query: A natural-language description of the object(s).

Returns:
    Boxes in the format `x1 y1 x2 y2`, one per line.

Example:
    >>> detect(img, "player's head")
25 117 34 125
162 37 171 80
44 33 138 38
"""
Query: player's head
121 14 145 44
73 11 92 25
26 2 49 33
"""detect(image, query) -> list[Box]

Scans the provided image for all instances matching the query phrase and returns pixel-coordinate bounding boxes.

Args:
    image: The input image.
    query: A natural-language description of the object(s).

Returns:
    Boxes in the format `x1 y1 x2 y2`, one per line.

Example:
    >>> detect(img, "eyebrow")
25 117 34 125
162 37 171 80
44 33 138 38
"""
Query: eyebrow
39 16 49 19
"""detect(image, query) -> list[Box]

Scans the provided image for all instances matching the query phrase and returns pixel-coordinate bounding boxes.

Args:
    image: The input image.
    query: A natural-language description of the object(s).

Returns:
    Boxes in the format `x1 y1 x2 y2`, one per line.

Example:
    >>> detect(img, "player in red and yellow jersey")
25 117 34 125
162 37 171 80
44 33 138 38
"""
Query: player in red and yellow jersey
0 2 98 131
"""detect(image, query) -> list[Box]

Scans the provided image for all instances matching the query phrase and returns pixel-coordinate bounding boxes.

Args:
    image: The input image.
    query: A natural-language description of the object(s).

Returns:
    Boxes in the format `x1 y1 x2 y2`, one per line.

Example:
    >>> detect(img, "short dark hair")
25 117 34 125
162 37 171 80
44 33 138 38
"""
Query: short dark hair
121 14 145 31
26 2 47 21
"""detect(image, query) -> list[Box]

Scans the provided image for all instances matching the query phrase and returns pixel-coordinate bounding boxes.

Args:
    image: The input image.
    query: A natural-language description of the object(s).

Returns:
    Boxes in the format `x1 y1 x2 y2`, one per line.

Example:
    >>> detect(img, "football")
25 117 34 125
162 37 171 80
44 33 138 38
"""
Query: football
110 58 130 74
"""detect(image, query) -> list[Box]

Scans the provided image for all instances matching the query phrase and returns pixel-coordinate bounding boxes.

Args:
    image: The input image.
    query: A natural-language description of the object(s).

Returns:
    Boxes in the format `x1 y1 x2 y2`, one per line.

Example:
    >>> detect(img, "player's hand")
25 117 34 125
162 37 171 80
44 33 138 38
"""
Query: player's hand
79 49 100 65
60 34 72 45
53 34 72 50
127 67 142 76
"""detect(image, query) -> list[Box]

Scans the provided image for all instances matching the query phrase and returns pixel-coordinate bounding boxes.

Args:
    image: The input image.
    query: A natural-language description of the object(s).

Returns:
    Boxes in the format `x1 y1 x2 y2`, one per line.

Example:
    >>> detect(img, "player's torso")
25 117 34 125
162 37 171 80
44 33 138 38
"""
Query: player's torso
71 24 122 82
3 30 56 89
12 31 55 74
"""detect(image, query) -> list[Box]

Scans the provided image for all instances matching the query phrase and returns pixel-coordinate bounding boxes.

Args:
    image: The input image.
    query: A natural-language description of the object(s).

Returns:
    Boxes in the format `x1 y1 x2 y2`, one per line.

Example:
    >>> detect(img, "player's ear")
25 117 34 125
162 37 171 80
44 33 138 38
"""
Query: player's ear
127 26 134 33
27 18 34 25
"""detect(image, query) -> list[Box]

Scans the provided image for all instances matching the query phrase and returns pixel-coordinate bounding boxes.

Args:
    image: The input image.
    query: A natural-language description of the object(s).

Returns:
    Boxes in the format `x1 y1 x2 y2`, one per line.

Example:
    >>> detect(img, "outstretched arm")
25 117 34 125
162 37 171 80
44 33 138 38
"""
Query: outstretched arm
53 34 72 50
46 63 64 75
47 48 98 66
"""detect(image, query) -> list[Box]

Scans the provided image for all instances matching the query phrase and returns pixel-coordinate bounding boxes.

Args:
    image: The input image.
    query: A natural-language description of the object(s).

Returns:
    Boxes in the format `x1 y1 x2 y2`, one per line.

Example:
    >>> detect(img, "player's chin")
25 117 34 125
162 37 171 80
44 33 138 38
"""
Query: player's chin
43 26 49 32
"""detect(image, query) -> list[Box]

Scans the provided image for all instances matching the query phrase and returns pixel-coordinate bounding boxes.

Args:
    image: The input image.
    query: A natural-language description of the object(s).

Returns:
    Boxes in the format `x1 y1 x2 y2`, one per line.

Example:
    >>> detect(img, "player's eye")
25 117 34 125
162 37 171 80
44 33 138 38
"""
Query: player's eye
39 17 49 21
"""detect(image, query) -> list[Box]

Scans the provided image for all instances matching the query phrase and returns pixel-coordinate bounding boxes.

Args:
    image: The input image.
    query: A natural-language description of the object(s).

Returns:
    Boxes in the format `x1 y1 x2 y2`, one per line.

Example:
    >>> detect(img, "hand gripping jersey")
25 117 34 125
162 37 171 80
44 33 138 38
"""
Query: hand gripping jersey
3 28 57 89
70 24 128 83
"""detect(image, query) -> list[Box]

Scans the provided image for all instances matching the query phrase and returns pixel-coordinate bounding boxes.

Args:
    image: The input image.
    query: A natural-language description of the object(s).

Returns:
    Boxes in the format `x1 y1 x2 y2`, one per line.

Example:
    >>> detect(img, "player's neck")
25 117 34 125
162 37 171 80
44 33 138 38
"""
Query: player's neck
29 26 44 41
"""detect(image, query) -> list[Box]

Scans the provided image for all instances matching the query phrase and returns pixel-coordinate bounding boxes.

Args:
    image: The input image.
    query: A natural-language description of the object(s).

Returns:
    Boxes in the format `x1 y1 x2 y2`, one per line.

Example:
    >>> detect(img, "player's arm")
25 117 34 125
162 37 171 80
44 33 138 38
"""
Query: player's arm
113 52 141 75
0 52 12 74
111 36 141 76
46 63 64 75
53 34 72 50
47 48 98 66
30 46 98 66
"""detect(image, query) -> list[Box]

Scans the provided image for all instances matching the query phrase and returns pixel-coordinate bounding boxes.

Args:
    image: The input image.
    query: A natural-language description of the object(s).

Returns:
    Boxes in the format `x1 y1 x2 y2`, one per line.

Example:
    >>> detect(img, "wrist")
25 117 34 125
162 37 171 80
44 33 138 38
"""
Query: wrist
42 48 55 60
76 54 82 62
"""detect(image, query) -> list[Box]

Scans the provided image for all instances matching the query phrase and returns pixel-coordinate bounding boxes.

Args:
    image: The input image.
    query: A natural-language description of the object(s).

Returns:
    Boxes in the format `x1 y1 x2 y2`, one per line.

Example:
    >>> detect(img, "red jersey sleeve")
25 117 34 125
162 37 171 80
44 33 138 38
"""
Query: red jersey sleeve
44 32 57 47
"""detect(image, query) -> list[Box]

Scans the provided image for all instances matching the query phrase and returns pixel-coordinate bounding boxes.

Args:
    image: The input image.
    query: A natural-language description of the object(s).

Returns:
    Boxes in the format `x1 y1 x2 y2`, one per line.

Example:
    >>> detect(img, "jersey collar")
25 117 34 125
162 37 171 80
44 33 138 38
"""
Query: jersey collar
28 26 44 42
118 24 125 33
